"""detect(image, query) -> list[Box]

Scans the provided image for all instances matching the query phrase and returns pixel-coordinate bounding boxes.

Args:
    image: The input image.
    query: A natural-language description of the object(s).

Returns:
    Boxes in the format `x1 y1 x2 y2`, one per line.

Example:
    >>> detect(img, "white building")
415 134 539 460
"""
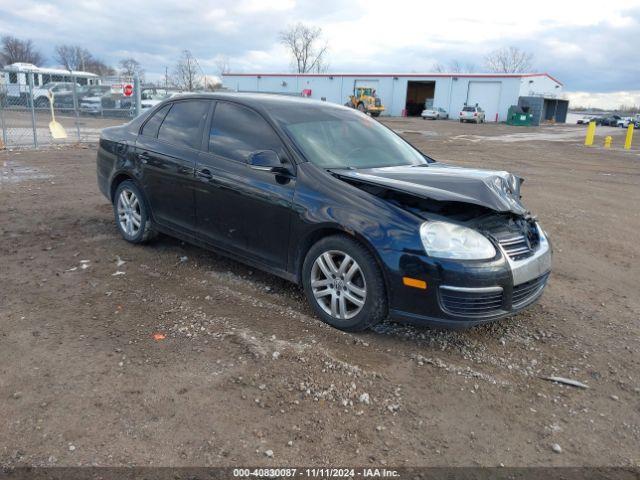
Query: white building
222 72 567 124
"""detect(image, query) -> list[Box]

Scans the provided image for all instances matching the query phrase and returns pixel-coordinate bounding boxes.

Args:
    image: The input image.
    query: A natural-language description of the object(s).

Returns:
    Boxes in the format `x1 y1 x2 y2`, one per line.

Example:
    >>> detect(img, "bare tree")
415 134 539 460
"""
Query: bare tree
55 44 114 74
85 58 115 76
484 46 534 73
174 50 201 91
0 36 44 66
215 55 231 77
119 58 144 80
432 60 477 73
279 23 328 73
55 45 89 70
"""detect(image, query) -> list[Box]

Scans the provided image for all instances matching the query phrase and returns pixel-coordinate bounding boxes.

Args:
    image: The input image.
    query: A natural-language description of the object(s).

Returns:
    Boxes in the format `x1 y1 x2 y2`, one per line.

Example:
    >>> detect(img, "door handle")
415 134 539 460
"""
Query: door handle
138 151 150 164
196 168 213 180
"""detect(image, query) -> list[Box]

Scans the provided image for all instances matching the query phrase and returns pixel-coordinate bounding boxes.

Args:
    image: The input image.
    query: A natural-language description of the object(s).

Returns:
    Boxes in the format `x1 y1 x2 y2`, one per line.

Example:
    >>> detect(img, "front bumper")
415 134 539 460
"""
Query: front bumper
387 226 552 328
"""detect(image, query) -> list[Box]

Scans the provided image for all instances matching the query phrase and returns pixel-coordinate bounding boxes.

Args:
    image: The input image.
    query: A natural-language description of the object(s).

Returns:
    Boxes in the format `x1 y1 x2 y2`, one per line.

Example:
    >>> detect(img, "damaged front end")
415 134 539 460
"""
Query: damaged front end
332 163 552 327
331 163 539 252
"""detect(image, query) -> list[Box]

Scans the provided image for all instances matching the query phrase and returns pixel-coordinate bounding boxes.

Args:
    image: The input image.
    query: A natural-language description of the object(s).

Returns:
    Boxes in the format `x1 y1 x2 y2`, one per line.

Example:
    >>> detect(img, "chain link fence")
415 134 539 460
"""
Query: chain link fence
0 68 144 149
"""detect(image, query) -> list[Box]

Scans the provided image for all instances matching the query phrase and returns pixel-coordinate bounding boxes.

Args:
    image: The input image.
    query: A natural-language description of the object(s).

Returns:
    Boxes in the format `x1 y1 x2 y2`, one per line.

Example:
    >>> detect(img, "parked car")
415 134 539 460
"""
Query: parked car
97 93 552 331
600 115 623 127
79 85 112 114
617 117 633 128
32 82 81 108
100 92 134 116
140 88 182 112
421 107 448 120
459 105 485 123
576 116 597 125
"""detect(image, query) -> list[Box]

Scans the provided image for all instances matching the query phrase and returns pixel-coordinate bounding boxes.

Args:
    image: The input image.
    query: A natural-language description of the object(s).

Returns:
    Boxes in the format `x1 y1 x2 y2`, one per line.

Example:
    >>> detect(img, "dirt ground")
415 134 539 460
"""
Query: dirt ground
1 118 639 468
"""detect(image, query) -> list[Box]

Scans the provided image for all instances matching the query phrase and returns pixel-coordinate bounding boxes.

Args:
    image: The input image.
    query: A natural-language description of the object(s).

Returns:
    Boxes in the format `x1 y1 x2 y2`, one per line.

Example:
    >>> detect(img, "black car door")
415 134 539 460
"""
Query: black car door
194 101 295 269
136 100 210 233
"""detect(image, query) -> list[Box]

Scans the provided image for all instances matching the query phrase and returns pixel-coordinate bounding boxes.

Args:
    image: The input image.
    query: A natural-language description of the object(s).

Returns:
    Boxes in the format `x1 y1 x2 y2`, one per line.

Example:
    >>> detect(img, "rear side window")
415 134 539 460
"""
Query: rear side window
209 102 283 162
158 100 210 149
141 104 171 138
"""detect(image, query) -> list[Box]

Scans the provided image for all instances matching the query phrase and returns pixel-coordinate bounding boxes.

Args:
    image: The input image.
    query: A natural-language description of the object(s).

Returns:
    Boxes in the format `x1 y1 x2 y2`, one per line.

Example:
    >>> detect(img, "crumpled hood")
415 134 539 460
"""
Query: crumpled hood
332 163 527 215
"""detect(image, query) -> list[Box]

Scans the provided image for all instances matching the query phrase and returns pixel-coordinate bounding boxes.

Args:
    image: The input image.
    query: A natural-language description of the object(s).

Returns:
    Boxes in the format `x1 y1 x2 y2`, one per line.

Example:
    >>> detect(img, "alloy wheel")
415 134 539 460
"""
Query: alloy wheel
310 250 367 320
117 189 142 237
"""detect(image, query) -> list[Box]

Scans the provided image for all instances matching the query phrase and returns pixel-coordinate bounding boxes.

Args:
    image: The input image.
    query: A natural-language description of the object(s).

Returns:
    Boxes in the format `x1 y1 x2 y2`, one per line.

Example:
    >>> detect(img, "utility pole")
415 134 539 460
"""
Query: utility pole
164 66 168 89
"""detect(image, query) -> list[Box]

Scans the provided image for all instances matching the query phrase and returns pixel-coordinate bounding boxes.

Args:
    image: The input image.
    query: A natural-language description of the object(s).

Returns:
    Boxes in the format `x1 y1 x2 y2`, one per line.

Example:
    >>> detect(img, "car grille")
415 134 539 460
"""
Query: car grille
498 234 533 260
439 287 504 317
512 273 549 308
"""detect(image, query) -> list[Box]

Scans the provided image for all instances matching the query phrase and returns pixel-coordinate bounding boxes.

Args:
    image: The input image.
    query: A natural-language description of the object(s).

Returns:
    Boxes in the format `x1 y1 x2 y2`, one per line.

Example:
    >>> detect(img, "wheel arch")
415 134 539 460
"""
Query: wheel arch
109 171 144 202
294 225 391 302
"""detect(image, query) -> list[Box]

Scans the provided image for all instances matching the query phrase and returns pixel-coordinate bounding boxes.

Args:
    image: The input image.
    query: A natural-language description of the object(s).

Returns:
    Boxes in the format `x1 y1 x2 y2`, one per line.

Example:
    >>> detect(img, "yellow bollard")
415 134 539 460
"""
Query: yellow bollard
585 121 596 146
604 136 612 148
624 124 634 150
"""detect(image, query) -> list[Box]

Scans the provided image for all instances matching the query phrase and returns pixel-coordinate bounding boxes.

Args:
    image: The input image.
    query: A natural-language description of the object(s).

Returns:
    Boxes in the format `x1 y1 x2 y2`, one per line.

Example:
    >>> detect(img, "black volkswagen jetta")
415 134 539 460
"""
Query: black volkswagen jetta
97 93 552 331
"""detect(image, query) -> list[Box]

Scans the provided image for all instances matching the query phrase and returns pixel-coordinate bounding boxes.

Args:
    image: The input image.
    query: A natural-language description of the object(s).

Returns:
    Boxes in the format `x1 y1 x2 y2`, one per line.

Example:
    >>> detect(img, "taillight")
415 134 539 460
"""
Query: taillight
460 112 463 115
473 112 477 116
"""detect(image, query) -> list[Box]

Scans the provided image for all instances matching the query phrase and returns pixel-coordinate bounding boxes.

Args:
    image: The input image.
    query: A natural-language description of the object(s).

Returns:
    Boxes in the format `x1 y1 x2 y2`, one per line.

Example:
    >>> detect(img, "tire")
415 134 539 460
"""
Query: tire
460 119 464 123
357 103 366 113
302 235 388 332
371 112 380 117
112 180 155 244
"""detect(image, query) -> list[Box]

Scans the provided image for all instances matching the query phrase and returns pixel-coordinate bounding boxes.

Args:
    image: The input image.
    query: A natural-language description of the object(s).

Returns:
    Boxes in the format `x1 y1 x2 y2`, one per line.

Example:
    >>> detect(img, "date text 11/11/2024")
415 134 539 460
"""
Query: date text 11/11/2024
232 468 400 477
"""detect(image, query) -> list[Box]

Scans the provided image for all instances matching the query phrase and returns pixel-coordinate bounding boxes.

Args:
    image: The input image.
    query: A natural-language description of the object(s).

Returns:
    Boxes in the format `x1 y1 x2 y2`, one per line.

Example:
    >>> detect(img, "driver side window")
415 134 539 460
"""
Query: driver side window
209 102 284 163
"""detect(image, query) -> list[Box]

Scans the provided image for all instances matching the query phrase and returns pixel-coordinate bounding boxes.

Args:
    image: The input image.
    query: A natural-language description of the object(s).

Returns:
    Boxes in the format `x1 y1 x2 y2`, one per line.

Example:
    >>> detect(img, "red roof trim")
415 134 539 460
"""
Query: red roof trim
223 72 563 86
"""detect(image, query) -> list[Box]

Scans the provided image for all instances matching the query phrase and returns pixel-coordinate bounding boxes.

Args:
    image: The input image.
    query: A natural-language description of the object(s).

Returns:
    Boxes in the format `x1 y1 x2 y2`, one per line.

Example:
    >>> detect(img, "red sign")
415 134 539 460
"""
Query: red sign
123 84 134 97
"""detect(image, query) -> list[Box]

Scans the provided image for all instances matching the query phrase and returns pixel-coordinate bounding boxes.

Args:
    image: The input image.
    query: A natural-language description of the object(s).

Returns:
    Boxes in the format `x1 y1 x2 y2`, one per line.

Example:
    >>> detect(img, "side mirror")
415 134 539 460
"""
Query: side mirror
248 150 283 172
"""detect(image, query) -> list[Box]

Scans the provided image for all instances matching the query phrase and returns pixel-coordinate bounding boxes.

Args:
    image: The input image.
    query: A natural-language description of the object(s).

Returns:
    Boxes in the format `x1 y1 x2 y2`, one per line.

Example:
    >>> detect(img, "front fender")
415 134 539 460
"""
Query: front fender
288 163 426 281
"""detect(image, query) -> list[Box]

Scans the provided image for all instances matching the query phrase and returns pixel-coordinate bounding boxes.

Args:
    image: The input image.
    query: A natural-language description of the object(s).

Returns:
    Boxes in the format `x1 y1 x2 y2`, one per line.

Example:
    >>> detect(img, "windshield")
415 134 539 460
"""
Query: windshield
463 106 475 112
281 107 428 169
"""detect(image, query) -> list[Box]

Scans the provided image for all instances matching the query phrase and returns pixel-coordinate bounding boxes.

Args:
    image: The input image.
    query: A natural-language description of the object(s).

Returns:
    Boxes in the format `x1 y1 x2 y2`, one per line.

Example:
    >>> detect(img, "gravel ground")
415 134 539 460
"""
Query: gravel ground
1 118 639 468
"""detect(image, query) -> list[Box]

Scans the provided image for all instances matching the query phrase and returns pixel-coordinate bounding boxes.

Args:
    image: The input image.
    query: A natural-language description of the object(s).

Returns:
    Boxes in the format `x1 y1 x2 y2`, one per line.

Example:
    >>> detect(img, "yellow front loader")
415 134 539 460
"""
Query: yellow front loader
345 86 385 117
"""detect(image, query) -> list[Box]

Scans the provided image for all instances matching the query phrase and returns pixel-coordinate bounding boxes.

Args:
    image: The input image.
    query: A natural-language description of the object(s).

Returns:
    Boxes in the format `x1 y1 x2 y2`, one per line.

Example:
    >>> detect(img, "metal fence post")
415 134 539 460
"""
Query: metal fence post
134 75 141 117
27 72 38 148
71 74 81 141
0 94 7 148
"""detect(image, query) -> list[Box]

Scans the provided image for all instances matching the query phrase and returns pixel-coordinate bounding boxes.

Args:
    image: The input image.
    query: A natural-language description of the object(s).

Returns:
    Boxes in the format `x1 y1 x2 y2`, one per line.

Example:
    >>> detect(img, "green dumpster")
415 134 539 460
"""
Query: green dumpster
506 105 532 126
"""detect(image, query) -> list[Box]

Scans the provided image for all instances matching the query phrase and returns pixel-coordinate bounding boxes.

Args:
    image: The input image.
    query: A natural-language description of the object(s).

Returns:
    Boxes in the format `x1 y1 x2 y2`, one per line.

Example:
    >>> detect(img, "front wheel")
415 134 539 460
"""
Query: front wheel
112 180 155 243
302 235 388 332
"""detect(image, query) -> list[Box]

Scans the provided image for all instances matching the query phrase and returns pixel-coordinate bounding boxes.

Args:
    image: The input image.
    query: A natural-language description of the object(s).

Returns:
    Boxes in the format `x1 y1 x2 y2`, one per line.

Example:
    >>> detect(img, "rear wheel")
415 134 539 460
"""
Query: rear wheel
113 180 155 244
302 235 387 332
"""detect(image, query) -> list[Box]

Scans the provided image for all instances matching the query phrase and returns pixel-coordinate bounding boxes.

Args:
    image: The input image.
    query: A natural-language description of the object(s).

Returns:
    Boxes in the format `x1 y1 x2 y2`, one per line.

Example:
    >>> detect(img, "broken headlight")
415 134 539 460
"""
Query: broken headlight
420 221 496 260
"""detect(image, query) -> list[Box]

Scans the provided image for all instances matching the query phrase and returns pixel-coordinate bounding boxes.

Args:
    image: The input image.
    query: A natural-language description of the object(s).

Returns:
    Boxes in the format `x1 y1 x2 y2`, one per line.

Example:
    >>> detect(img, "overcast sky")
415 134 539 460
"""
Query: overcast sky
2 0 639 108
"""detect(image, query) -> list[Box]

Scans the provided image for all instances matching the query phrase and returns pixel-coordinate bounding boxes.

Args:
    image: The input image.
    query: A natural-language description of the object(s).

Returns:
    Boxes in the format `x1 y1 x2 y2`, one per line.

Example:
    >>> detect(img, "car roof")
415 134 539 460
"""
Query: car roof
165 91 346 112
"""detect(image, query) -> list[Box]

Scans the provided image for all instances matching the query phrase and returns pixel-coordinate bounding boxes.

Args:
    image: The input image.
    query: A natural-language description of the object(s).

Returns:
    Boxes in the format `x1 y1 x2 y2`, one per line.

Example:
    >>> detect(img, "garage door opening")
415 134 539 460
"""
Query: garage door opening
405 81 435 116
